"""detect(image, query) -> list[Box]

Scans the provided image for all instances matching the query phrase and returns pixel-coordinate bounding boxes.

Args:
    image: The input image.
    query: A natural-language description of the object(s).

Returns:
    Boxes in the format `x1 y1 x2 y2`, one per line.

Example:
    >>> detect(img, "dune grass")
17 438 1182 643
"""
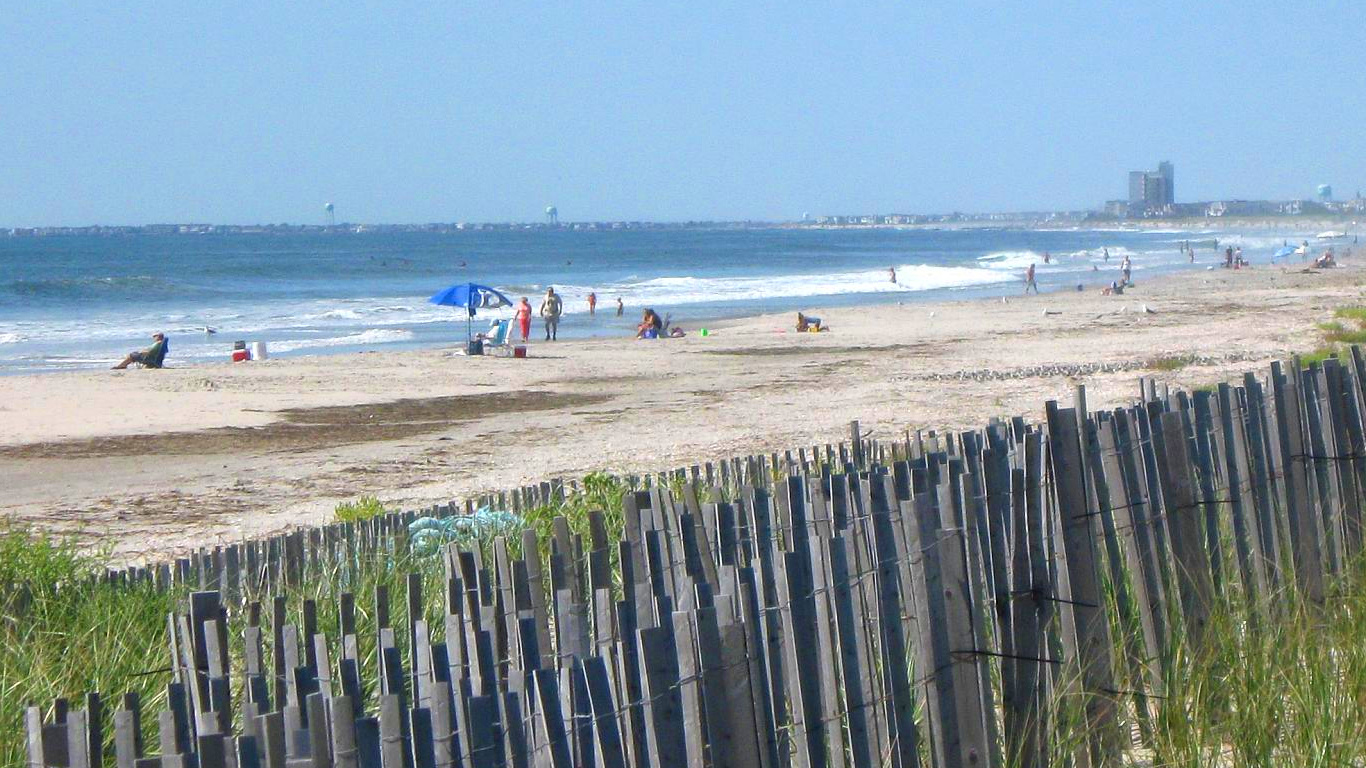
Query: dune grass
1299 347 1342 366
1323 328 1366 345
1333 306 1366 325
1 523 182 768
1294 306 1366 369
1 474 634 766
333 494 387 522
1044 553 1366 766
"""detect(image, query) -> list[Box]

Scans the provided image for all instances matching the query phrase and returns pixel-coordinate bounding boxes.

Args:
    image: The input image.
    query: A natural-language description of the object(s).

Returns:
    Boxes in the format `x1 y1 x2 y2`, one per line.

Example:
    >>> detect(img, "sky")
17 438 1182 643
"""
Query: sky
3 1 1364 226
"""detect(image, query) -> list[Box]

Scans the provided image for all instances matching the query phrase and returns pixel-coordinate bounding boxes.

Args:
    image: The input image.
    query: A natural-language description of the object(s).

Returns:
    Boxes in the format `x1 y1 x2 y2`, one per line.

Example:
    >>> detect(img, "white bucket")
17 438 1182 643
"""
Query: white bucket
250 341 268 361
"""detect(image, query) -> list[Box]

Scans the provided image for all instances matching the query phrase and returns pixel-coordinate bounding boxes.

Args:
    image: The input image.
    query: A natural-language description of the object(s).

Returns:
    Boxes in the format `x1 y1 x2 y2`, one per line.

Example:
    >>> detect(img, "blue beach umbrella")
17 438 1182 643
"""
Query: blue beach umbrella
1272 246 1297 262
429 282 512 344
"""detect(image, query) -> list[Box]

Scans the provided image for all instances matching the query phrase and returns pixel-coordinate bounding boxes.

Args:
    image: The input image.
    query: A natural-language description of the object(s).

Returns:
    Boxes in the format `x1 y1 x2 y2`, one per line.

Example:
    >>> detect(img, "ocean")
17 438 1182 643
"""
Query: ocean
0 226 1302 373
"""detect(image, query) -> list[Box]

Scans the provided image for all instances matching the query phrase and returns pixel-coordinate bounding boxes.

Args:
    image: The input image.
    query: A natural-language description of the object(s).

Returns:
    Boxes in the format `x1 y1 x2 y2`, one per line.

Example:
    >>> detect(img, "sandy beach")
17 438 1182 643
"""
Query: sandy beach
2 262 1361 564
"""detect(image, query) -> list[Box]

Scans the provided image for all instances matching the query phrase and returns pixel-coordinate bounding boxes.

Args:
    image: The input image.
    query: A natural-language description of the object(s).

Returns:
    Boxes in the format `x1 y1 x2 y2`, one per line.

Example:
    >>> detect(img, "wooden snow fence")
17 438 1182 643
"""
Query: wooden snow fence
23 350 1366 768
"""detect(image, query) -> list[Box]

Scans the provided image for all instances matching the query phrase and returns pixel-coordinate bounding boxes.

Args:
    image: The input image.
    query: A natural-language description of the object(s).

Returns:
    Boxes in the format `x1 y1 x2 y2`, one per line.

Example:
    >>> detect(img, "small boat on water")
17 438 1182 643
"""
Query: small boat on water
1317 230 1348 239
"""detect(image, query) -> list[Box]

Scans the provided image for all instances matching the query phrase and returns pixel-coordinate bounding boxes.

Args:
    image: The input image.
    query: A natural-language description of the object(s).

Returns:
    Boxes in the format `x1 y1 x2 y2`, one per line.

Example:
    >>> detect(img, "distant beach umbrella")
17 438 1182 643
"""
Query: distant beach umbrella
1272 246 1297 261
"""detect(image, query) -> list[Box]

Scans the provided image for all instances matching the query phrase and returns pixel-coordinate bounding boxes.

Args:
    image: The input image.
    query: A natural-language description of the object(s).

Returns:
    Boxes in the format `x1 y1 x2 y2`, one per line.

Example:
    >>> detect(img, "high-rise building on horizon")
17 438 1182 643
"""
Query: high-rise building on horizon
1127 161 1175 214
1157 161 1174 203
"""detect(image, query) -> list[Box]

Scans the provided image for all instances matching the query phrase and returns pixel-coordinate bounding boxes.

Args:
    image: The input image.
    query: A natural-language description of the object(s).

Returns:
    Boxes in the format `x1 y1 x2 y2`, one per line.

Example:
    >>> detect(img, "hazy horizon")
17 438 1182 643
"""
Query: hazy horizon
3 1 1364 227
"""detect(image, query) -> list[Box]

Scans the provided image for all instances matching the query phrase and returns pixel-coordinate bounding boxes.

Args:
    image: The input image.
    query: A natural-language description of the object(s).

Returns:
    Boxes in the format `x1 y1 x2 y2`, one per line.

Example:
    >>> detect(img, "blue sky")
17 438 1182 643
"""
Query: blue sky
3 1 1363 225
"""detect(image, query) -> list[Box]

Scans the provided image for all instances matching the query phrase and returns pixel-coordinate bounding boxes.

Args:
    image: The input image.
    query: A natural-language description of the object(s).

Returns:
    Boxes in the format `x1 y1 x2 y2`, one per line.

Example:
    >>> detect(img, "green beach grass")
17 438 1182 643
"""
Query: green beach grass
1 475 633 766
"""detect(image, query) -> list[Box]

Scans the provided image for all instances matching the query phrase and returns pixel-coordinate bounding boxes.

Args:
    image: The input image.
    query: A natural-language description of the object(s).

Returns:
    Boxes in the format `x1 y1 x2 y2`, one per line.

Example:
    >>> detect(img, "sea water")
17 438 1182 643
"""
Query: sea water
0 226 1297 373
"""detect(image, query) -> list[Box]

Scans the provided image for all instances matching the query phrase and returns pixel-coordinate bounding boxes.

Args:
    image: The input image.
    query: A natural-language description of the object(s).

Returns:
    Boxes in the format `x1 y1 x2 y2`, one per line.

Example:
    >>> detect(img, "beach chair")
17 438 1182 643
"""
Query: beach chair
477 319 514 356
136 338 169 368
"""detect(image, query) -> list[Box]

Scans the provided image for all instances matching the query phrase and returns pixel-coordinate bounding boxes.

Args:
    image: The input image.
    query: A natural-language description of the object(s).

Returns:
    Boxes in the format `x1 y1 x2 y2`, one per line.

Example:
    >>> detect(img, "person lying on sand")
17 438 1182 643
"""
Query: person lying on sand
112 332 168 369
796 312 826 332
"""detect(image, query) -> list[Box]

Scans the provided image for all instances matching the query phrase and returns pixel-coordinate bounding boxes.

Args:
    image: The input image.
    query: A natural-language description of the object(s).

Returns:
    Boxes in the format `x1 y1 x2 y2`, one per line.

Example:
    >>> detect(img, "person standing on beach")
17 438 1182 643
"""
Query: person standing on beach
587 291 597 316
616 297 624 316
539 287 563 341
1121 255 1132 285
514 297 532 342
1104 248 1110 262
1024 263 1038 294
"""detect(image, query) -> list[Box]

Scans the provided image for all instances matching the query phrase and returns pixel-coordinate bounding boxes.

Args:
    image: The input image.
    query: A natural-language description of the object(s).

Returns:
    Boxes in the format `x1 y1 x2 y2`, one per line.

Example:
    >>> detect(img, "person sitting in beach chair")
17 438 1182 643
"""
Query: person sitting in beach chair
476 319 514 354
796 312 826 332
113 332 169 369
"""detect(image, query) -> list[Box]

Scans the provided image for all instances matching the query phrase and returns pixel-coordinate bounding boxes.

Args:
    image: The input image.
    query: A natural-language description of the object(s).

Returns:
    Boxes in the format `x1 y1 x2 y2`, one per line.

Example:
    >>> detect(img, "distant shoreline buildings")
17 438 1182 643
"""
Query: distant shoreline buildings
1102 161 1363 221
4 161 1363 237
1 220 776 237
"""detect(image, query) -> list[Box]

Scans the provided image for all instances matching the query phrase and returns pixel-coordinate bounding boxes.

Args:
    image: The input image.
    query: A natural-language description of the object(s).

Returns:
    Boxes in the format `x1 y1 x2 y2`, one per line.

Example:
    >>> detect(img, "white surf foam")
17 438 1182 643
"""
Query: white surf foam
560 263 1012 308
977 251 1040 270
269 329 416 353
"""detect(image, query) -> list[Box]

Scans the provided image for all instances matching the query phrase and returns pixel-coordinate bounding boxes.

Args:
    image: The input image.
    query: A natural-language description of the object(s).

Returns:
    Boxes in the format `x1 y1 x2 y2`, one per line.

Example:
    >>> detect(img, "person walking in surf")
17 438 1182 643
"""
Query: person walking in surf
1024 263 1039 294
539 287 563 341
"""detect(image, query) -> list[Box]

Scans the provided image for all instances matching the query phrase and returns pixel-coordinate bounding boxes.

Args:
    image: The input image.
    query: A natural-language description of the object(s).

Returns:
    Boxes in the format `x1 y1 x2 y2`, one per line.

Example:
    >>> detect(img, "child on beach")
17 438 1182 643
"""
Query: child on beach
797 312 824 332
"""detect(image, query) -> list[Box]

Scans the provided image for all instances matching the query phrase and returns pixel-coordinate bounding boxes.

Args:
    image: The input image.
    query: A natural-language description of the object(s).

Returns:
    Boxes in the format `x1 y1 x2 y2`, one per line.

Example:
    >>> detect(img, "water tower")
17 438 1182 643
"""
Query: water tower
325 202 336 226
545 205 559 225
1318 185 1333 203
